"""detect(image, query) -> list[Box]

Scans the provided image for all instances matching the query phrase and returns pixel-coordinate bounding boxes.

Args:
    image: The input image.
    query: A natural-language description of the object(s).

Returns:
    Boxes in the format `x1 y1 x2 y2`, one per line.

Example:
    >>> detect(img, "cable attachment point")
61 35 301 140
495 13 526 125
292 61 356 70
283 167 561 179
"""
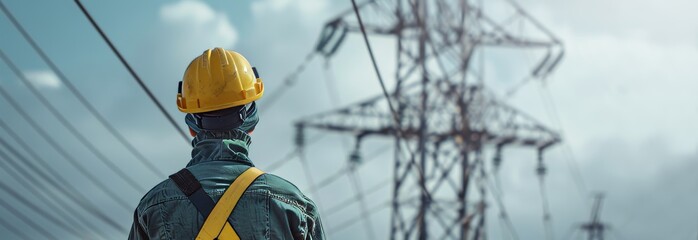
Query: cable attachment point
349 135 364 169
294 124 305 148
536 141 556 177
315 19 348 57
536 148 548 177
493 146 503 170
494 137 515 170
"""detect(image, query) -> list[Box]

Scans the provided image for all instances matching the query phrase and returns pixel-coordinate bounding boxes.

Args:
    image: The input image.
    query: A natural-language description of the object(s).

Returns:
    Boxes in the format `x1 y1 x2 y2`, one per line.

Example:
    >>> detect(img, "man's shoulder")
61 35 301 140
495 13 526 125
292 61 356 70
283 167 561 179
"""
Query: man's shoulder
259 173 304 197
258 173 319 216
135 177 184 213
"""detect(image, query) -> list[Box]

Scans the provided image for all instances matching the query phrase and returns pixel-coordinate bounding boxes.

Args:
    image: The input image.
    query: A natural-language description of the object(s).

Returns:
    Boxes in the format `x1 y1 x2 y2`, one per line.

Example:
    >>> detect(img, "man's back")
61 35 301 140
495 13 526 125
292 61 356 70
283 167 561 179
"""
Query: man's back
129 131 324 239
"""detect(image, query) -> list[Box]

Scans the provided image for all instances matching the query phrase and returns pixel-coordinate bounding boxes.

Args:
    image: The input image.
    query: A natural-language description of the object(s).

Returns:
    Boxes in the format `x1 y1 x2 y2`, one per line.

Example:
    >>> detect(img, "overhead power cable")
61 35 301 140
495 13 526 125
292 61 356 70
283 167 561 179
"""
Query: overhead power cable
0 217 31 240
0 1 166 178
349 0 401 134
264 133 327 172
484 170 521 240
73 0 189 143
0 49 145 193
538 174 554 240
0 119 125 232
322 60 342 107
330 200 391 235
0 181 84 238
260 52 316 113
324 177 391 217
347 170 376 240
349 0 430 198
0 197 55 240
561 226 578 240
0 142 106 239
0 86 134 211
310 144 391 192
0 149 93 238
297 148 324 212
264 149 300 172
537 83 589 198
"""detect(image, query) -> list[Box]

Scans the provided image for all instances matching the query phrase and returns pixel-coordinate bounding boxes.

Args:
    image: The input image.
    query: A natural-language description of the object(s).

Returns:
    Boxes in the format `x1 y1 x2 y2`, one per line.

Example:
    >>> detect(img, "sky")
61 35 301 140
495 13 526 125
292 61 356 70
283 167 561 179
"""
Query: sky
0 0 697 239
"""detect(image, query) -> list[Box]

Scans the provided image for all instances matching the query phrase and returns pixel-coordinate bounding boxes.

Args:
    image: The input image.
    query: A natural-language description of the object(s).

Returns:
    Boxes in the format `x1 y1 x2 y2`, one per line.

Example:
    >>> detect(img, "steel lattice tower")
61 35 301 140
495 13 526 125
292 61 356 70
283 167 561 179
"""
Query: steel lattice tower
580 194 608 240
296 0 564 239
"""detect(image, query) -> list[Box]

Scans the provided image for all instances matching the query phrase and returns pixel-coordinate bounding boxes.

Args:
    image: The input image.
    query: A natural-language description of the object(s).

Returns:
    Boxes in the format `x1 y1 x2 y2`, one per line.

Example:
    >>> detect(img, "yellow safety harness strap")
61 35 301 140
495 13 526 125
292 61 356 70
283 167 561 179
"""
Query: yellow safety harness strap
196 167 264 240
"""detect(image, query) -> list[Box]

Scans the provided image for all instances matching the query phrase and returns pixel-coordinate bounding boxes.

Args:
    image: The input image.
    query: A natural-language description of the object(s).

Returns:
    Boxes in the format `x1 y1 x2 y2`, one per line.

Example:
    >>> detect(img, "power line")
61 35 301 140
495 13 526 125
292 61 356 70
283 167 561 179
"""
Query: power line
310 144 391 192
0 86 134 211
260 52 316 113
0 141 107 239
311 165 348 191
0 1 167 178
264 149 300 172
0 217 31 240
0 119 125 232
297 148 324 212
290 134 390 232
349 0 400 131
538 171 554 240
0 49 145 193
562 226 578 240
0 181 84 238
484 170 521 240
537 83 589 199
330 200 391 235
264 133 327 172
0 150 96 238
0 197 55 240
73 0 189 143
322 60 342 107
497 213 512 240
347 169 376 240
349 0 429 198
324 177 391 217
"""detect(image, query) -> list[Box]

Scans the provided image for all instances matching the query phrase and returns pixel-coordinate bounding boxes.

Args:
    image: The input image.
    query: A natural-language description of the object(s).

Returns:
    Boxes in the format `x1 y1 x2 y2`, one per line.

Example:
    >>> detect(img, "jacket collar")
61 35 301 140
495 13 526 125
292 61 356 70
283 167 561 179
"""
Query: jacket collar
186 129 254 167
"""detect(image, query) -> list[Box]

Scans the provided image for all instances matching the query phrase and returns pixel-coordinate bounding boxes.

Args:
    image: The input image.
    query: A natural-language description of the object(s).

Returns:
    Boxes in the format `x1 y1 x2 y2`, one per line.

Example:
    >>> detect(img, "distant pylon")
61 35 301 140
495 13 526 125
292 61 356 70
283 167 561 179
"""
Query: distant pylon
580 193 608 240
296 0 563 239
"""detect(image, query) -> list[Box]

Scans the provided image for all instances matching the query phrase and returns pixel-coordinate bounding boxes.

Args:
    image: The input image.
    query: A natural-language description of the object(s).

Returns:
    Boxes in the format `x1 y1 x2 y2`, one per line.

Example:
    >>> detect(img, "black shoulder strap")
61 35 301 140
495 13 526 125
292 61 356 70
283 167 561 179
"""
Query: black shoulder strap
169 168 217 219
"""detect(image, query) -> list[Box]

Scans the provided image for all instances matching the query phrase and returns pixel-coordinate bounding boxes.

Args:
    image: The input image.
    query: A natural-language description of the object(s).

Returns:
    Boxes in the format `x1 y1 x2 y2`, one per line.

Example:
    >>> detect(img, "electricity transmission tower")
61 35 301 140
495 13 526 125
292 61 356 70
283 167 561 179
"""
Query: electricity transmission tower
580 193 608 240
295 0 563 239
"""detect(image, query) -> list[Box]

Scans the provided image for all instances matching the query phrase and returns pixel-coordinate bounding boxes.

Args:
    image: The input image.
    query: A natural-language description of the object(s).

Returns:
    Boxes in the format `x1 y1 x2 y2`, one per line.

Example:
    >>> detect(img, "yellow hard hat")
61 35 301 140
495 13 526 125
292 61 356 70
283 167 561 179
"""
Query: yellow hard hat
177 48 264 113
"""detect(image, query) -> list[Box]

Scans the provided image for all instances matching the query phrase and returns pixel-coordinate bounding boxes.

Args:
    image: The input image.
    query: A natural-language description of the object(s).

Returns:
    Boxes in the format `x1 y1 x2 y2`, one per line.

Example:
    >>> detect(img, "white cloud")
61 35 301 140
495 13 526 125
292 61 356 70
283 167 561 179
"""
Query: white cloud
546 21 698 155
159 0 237 48
251 0 328 19
252 0 291 13
25 70 61 89
520 0 698 46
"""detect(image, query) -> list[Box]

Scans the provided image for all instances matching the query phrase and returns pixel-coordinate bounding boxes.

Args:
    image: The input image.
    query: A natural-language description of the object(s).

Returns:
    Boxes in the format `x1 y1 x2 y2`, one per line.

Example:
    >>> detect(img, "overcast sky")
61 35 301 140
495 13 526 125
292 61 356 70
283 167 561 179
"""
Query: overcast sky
0 0 697 239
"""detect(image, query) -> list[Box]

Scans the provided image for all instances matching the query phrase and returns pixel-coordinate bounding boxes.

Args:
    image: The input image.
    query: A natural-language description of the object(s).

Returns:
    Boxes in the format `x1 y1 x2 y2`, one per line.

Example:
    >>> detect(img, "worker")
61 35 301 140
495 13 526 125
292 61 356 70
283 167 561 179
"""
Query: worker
128 48 325 240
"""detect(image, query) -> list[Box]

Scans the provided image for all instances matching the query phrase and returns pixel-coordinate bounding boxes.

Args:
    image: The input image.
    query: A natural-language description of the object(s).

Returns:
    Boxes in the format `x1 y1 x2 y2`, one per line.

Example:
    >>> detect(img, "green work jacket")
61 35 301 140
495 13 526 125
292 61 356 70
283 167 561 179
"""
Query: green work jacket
128 130 325 239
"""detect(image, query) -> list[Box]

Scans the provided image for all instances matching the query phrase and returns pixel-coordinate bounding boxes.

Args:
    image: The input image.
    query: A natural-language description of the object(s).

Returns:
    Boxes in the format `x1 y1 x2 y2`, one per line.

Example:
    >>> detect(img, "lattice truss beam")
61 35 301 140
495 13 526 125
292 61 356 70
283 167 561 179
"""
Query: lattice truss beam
297 0 563 239
296 84 560 149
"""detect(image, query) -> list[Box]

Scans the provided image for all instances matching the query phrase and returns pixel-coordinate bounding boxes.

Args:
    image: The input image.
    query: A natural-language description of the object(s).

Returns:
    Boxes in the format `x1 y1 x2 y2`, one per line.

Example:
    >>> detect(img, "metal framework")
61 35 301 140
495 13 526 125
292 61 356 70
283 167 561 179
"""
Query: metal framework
296 0 563 239
580 194 608 240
